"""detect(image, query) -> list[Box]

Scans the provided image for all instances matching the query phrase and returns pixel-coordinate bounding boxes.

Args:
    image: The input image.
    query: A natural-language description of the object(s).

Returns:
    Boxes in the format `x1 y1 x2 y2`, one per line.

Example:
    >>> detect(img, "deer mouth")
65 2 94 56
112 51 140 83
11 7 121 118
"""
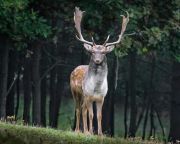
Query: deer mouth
94 60 102 64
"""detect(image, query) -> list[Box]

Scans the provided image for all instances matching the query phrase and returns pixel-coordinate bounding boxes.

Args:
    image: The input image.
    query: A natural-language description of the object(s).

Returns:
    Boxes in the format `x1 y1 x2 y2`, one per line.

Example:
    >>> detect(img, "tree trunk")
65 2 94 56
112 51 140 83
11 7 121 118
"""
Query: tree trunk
6 50 16 116
155 108 166 142
40 75 47 126
124 81 129 138
23 55 32 124
148 55 156 139
49 51 63 128
15 52 20 119
32 43 41 125
128 50 137 137
15 69 20 119
142 53 156 140
49 65 57 127
52 66 63 128
102 55 118 136
40 49 47 126
0 37 9 119
135 87 147 132
169 61 180 142
111 56 119 136
148 104 155 139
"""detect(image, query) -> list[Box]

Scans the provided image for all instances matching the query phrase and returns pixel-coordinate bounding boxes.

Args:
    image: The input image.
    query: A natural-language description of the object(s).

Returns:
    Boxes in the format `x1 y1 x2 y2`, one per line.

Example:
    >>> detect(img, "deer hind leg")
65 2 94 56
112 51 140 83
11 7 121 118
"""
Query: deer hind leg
75 102 81 132
96 98 104 135
87 102 93 134
72 90 82 132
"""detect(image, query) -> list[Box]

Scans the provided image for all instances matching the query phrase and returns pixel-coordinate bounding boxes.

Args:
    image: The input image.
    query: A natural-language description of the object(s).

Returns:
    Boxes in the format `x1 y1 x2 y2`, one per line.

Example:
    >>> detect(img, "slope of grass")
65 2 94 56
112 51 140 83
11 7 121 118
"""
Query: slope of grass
15 96 169 140
0 122 163 144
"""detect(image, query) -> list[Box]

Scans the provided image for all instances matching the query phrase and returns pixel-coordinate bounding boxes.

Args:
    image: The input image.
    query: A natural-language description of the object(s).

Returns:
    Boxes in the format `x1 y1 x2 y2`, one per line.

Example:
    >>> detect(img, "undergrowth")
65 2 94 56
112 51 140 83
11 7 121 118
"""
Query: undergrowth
0 122 163 144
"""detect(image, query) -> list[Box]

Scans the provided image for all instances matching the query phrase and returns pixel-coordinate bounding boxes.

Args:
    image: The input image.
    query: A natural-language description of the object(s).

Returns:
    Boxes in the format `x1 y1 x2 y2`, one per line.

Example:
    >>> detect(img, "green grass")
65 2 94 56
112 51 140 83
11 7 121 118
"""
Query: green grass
14 95 168 142
0 122 163 144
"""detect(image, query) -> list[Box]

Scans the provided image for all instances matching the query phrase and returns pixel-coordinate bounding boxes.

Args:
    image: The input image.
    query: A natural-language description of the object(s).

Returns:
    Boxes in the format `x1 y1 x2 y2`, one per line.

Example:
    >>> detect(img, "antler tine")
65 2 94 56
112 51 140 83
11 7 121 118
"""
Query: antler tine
74 7 93 46
91 37 96 45
103 35 110 46
105 11 129 47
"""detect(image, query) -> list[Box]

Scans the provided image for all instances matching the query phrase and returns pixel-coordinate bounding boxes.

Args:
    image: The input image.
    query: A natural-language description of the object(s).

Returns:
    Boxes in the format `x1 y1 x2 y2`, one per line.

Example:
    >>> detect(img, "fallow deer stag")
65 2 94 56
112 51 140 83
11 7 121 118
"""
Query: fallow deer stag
70 7 129 135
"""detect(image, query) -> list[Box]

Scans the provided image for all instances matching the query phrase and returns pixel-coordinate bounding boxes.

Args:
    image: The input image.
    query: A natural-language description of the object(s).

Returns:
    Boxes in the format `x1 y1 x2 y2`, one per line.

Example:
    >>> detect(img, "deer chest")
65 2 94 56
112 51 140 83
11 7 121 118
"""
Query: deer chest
82 74 108 97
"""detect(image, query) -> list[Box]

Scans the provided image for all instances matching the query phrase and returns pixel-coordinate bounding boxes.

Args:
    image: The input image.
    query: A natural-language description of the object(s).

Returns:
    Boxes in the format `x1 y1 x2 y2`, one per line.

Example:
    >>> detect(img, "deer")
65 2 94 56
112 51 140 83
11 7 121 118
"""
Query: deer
70 7 129 135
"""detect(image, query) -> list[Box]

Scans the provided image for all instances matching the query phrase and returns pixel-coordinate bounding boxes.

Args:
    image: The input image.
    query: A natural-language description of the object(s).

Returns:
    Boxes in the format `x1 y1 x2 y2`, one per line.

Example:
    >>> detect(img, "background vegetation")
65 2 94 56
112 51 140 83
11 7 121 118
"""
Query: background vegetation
0 0 179 143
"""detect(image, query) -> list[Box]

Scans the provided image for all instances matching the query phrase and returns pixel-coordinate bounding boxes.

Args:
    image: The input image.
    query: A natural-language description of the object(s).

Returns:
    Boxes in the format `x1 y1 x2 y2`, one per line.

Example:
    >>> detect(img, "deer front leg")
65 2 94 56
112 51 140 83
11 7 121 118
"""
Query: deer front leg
96 98 104 135
82 103 88 134
87 102 93 134
75 107 81 132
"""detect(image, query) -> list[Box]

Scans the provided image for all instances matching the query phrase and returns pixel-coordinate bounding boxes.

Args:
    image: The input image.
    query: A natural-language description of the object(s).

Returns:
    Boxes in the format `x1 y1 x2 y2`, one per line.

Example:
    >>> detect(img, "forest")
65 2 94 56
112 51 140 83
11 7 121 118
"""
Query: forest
0 0 179 143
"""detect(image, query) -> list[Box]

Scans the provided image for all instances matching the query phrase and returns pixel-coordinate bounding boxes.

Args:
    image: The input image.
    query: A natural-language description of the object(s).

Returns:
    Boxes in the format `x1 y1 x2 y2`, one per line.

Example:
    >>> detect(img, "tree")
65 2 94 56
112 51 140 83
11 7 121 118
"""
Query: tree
0 0 179 141
168 3 180 139
31 42 42 125
102 54 118 136
6 50 17 117
0 0 51 123
23 52 32 124
0 36 9 119
40 48 48 126
169 61 180 142
128 49 137 137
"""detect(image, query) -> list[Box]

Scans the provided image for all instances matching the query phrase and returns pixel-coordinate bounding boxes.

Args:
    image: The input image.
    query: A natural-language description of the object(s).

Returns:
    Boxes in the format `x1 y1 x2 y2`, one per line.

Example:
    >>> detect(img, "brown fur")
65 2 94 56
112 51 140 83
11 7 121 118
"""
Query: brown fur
70 65 88 132
72 7 129 135
70 65 104 135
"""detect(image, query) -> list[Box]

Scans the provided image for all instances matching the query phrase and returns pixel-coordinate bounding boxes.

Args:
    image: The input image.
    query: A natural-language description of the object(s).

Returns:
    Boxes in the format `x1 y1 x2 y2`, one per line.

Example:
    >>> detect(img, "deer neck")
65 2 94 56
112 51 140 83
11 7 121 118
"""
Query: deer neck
88 56 108 76
82 56 108 97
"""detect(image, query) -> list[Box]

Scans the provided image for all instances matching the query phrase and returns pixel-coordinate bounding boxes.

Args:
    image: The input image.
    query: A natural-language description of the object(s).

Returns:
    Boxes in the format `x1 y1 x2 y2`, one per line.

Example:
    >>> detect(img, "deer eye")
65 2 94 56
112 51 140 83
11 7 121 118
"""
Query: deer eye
101 51 107 54
91 50 95 54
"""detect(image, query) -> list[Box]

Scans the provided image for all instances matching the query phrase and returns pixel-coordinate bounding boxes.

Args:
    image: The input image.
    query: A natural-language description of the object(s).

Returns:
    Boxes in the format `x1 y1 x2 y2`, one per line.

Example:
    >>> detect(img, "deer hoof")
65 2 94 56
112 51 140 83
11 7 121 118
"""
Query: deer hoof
84 131 91 135
89 129 94 135
75 129 81 133
98 131 103 136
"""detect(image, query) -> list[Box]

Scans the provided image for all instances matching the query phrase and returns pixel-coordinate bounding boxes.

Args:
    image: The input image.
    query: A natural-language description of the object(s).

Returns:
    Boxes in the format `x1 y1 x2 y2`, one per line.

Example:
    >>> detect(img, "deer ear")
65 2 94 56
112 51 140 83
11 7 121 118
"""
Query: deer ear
84 44 93 52
106 45 115 53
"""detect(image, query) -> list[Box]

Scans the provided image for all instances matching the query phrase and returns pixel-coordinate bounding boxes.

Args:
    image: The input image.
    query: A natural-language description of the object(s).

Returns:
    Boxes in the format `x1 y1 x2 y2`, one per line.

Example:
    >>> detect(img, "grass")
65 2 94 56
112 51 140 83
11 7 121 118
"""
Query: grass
0 122 163 144
14 96 168 142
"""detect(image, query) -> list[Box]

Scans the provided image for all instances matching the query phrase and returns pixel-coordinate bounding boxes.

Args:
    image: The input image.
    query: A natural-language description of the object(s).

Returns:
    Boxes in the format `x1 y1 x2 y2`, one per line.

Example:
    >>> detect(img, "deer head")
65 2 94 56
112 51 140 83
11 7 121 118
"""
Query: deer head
74 7 129 64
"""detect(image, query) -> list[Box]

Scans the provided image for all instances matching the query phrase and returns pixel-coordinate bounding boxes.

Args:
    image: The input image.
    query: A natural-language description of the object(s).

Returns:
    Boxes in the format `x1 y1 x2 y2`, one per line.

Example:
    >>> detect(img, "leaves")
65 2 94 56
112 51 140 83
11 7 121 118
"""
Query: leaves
0 0 179 60
0 0 51 49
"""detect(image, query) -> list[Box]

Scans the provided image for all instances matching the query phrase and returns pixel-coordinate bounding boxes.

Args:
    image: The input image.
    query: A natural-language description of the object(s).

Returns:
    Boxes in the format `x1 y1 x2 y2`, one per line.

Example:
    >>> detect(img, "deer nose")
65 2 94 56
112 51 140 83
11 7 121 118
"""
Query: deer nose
95 60 100 64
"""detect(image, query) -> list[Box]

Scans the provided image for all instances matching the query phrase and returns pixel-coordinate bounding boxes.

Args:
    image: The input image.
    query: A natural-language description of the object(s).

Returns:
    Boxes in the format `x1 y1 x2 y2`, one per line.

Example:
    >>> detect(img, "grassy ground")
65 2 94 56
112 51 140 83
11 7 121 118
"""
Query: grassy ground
15 96 169 141
0 122 163 144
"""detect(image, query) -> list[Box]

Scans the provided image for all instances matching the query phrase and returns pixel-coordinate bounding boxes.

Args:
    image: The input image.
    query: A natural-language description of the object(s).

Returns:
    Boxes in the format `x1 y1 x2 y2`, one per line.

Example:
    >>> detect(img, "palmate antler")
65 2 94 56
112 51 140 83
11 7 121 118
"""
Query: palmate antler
74 7 94 46
74 7 129 50
105 11 129 47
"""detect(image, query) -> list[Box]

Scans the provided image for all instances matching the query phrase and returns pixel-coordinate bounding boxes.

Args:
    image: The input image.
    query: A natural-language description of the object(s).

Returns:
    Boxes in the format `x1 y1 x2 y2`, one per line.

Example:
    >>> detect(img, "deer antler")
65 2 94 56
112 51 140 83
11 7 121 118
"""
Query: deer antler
74 7 94 46
103 35 110 46
105 11 129 47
